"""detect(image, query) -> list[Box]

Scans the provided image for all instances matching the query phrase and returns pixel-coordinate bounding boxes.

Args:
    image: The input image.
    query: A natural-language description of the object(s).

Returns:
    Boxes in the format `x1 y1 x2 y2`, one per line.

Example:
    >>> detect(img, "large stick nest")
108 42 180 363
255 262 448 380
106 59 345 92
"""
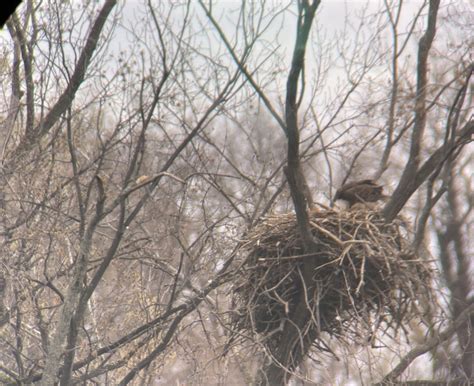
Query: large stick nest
232 207 433 353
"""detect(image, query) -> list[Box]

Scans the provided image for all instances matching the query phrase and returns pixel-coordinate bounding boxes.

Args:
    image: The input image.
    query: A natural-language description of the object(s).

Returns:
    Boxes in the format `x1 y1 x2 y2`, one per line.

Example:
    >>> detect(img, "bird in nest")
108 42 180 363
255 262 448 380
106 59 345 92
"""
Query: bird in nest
333 179 387 209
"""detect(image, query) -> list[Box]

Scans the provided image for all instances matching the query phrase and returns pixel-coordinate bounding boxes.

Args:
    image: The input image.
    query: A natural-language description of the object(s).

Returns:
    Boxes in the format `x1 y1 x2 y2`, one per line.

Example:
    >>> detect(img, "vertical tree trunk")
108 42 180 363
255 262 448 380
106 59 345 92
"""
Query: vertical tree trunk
383 0 440 222
257 1 321 384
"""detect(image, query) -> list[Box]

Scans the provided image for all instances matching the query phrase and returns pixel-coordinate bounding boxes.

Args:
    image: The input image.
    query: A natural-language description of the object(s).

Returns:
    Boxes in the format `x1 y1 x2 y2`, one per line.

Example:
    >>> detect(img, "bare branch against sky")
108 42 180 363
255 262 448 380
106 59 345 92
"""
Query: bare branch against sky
0 1 472 384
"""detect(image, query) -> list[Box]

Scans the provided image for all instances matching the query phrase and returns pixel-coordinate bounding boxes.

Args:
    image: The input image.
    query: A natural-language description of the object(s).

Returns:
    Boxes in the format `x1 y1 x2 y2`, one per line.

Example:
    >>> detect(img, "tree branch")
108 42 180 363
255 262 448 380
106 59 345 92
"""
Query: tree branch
7 0 117 168
382 0 440 222
198 0 287 134
374 302 474 385
285 0 319 242
383 119 473 222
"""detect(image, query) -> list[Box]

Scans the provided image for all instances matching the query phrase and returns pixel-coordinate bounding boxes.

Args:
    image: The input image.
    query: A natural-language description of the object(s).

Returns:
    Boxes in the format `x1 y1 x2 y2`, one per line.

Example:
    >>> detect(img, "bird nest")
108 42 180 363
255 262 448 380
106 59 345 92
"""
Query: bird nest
231 206 433 354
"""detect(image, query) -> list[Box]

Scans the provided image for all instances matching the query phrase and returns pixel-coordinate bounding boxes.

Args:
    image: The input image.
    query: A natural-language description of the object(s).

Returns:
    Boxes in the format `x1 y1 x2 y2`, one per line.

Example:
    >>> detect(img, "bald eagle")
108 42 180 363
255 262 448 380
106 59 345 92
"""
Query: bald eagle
334 179 386 208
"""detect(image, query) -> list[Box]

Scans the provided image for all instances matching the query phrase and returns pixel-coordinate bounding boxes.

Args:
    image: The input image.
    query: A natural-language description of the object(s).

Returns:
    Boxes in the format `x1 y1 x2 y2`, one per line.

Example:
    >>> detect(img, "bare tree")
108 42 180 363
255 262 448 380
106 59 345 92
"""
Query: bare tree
202 0 473 384
0 1 472 385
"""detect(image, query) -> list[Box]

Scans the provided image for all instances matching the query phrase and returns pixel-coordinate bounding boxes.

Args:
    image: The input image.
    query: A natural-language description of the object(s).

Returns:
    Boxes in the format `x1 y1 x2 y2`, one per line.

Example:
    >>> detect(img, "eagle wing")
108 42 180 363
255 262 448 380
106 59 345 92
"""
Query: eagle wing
334 179 384 207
